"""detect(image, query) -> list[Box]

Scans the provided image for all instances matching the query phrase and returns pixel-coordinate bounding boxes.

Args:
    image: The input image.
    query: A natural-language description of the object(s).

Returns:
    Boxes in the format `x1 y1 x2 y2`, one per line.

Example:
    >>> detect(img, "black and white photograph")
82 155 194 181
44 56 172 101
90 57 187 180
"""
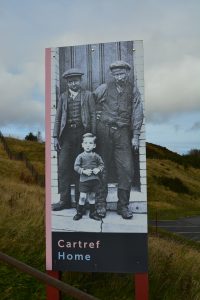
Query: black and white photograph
50 40 147 234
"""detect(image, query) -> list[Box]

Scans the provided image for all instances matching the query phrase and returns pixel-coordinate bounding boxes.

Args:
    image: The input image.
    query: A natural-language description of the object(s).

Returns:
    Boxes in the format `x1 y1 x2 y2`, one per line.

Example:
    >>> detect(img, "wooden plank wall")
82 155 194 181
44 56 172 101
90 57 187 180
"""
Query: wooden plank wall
50 41 147 212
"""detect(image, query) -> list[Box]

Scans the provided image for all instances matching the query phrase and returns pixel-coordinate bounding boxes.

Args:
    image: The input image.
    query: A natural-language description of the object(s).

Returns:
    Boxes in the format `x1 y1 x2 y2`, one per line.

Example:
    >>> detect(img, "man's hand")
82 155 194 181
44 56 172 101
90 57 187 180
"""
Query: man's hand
54 138 61 151
131 135 139 151
93 168 100 175
82 169 92 176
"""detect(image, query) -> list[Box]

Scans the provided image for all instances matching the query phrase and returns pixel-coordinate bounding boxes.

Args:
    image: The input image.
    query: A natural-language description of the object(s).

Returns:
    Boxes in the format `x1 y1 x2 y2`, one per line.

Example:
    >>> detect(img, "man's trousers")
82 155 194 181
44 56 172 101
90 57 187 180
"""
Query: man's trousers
96 121 134 208
58 126 84 204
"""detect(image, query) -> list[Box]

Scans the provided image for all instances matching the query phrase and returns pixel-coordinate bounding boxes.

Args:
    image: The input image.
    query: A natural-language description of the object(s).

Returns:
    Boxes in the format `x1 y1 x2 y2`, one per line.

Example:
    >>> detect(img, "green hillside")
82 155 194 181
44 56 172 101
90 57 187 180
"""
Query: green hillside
0 137 200 299
0 141 45 299
146 143 200 219
148 159 200 219
5 137 45 175
147 142 200 168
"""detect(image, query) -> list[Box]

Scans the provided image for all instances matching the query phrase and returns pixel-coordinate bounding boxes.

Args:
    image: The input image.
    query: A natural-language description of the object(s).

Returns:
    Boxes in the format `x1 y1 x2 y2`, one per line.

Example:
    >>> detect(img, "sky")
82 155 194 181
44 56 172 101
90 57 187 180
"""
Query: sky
0 0 199 154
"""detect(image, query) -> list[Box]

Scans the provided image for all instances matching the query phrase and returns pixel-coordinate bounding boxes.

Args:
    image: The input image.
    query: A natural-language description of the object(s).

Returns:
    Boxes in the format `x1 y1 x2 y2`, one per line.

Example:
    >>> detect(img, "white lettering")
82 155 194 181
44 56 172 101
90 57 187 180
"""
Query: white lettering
58 252 65 260
66 254 73 260
58 240 64 248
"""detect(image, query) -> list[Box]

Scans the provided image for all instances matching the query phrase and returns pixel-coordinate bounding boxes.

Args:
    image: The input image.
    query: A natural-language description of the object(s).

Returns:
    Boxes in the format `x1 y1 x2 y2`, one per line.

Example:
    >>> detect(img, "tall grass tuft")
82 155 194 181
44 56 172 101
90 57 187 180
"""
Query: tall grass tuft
149 235 200 300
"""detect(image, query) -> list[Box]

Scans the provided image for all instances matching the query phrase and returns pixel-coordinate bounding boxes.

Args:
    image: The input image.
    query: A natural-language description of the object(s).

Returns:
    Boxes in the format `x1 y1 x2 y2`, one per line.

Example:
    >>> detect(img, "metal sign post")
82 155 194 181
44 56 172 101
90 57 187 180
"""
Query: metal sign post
46 271 61 300
135 273 149 300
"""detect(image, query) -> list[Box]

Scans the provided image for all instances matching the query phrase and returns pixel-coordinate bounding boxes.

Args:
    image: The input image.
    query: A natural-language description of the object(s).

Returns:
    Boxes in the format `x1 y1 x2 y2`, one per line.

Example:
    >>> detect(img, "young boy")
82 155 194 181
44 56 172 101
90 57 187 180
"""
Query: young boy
73 133 104 221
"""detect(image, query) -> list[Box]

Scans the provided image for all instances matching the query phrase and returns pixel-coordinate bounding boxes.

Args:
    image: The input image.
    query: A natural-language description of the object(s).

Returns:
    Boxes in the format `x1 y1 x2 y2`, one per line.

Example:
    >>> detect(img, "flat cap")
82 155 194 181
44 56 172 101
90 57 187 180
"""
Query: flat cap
109 60 131 71
62 68 84 79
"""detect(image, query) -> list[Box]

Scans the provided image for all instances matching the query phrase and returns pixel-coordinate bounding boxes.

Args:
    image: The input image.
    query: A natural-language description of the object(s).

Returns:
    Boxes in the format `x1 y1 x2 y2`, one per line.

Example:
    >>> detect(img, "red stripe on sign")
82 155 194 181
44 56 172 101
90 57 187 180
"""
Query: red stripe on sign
45 48 52 270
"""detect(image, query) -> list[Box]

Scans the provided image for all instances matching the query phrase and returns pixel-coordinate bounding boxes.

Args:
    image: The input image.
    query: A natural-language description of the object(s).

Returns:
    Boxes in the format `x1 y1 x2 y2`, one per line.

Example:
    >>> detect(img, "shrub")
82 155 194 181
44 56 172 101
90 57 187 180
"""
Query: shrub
25 132 38 142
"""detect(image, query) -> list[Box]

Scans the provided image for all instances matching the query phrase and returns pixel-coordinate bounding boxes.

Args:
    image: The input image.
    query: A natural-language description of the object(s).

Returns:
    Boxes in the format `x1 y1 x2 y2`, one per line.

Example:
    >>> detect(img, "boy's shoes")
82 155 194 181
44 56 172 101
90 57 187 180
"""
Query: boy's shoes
73 205 101 221
73 211 101 221
73 204 84 221
73 212 83 220
97 206 106 218
89 211 101 221
90 204 101 221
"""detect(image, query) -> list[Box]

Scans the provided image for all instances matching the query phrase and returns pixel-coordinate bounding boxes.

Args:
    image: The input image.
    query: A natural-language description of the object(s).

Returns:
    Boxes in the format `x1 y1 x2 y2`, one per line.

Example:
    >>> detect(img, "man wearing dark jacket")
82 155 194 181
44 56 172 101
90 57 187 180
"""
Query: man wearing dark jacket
94 61 143 219
52 68 96 211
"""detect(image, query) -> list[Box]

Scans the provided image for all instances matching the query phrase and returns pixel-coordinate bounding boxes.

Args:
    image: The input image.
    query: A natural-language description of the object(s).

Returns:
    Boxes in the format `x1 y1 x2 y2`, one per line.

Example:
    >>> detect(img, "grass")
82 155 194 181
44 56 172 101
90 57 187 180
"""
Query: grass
0 142 45 299
5 137 45 175
0 138 200 299
0 143 35 184
1 192 200 300
0 180 45 300
149 233 200 300
147 159 200 219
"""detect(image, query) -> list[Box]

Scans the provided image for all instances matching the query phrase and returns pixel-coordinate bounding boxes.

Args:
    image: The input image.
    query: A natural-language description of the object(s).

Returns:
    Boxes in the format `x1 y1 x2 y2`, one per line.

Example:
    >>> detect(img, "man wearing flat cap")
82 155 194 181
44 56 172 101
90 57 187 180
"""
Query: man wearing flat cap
94 60 143 219
52 68 96 211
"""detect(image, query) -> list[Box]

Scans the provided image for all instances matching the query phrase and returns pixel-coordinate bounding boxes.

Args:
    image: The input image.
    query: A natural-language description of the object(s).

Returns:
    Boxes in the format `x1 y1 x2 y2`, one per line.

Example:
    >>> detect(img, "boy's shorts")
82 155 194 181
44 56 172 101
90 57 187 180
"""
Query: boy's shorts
79 179 100 193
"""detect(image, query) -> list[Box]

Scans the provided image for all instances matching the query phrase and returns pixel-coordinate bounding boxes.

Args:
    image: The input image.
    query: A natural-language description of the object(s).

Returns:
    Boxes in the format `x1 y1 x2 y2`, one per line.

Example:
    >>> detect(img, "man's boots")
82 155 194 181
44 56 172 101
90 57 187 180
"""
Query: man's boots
73 205 84 220
89 204 101 221
117 189 133 219
51 191 71 211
